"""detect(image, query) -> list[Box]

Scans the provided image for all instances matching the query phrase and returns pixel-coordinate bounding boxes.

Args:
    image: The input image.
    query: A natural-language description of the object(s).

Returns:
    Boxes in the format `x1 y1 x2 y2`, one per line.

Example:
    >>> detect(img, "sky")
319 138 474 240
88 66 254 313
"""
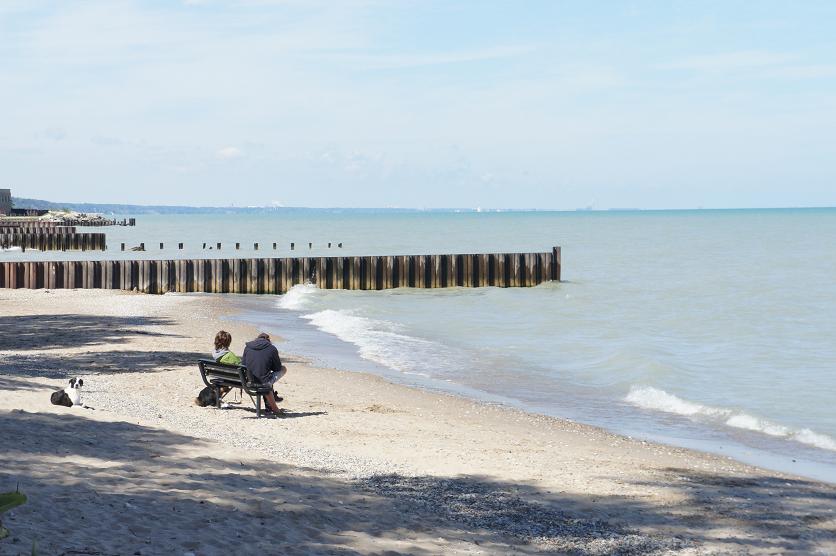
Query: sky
1 0 835 209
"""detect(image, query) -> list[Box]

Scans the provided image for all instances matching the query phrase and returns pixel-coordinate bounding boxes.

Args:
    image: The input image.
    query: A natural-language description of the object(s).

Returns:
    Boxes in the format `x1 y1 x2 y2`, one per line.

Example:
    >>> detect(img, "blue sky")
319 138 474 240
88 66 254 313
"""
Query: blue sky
1 1 835 209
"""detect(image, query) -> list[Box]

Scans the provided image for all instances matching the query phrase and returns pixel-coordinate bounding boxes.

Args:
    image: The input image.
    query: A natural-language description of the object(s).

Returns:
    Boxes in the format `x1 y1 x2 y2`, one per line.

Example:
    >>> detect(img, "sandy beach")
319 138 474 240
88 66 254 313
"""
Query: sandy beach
1 289 834 555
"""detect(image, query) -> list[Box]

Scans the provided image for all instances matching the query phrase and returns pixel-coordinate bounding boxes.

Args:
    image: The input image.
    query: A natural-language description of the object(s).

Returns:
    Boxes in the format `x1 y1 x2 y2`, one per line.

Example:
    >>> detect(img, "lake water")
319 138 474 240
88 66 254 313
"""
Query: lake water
8 209 836 481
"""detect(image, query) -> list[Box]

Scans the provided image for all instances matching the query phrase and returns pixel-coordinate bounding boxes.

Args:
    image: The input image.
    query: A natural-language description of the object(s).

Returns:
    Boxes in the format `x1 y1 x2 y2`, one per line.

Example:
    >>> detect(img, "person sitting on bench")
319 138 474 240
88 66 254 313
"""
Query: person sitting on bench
242 332 287 415
212 330 242 365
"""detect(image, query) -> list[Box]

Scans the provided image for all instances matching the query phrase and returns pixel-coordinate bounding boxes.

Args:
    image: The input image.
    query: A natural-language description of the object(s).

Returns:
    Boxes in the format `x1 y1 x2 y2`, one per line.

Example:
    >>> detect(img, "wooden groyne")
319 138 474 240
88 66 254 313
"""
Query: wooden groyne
0 247 560 294
0 221 107 251
0 232 106 251
0 226 77 234
0 218 135 227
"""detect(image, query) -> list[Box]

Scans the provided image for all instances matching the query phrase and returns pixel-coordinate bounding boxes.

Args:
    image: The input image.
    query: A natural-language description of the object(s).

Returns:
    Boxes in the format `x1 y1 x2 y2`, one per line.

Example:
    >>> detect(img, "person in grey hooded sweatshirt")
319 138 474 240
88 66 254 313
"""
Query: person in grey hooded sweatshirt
242 332 287 414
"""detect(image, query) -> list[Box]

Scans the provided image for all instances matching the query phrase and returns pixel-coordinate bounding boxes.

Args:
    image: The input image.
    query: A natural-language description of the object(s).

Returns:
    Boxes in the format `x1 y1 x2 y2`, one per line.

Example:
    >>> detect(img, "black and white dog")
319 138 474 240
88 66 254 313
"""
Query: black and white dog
50 377 84 408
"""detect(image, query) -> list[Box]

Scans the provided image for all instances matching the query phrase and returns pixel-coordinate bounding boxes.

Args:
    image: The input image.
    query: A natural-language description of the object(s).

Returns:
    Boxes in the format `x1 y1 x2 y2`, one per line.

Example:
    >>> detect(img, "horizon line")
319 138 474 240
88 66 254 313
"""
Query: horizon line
10 196 836 213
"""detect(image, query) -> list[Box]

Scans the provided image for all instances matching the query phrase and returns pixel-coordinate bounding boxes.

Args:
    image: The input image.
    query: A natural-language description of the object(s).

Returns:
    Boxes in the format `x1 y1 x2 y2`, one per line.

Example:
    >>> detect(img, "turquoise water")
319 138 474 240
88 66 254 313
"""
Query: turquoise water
8 209 836 480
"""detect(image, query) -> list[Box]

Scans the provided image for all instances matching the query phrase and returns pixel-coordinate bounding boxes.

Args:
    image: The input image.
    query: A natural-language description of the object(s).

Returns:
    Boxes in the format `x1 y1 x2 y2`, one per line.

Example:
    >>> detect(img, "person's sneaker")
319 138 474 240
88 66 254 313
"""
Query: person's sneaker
273 390 284 403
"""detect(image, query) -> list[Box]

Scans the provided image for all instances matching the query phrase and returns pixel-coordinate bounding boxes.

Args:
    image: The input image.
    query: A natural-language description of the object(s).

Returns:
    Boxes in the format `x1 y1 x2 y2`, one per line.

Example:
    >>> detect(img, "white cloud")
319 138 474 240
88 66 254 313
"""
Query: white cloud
216 146 243 159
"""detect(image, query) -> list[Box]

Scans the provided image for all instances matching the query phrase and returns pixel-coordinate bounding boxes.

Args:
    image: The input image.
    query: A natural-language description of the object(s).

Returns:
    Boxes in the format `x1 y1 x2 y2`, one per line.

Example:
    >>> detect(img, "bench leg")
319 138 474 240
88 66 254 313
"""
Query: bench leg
215 386 222 409
256 394 261 418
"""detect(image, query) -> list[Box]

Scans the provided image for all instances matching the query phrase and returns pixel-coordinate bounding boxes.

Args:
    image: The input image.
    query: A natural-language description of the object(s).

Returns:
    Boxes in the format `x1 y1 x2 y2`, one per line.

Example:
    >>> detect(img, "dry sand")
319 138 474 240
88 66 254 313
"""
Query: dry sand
0 289 834 555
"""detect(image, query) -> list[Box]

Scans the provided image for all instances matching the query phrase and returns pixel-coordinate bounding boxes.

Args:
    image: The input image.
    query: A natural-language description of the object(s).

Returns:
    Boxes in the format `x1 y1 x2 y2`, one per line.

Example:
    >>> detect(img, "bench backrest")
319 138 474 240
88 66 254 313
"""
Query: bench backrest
197 359 265 394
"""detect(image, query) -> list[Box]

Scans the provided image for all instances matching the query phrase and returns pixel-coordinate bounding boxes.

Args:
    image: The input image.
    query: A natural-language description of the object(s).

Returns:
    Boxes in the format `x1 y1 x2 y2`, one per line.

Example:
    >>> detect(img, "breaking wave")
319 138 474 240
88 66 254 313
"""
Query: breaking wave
277 283 319 310
300 309 442 376
626 386 836 452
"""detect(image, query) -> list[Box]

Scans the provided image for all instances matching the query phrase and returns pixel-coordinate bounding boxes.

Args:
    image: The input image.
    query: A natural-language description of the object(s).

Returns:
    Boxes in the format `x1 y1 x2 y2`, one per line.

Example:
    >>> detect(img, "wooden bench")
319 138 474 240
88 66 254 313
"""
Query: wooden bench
197 359 273 418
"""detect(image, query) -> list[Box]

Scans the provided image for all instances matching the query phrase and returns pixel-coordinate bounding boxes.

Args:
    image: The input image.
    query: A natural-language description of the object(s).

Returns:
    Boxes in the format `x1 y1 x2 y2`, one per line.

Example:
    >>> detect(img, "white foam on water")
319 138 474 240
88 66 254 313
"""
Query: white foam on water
794 429 836 451
301 308 442 376
277 283 319 310
725 414 790 437
626 386 836 452
625 386 729 418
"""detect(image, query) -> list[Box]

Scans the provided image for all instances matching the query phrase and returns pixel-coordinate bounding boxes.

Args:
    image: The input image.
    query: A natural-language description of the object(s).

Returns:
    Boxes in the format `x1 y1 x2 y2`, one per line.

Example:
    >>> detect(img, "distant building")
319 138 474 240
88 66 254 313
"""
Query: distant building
0 189 11 215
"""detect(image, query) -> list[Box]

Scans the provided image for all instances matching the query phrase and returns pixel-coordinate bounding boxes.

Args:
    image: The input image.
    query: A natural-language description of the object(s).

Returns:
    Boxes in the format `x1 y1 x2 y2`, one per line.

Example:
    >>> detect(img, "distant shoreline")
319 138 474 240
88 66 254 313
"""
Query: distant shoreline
11 196 836 215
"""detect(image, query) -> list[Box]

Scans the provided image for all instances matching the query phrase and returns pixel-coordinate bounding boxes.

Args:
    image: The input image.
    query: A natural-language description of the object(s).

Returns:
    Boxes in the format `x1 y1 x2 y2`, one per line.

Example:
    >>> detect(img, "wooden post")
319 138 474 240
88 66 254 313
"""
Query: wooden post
81 261 90 289
47 262 56 289
279 258 289 293
415 255 425 288
102 261 111 289
334 256 344 290
315 258 325 289
267 258 277 294
231 259 241 293
351 256 360 290
384 256 393 290
517 254 526 287
196 259 206 292
499 254 509 287
22 262 32 289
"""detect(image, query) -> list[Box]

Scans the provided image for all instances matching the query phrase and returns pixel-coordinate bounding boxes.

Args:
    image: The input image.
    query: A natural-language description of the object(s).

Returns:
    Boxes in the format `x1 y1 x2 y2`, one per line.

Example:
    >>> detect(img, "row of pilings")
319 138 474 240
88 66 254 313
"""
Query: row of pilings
0 220 112 251
0 248 561 294
0 231 107 251
0 218 135 227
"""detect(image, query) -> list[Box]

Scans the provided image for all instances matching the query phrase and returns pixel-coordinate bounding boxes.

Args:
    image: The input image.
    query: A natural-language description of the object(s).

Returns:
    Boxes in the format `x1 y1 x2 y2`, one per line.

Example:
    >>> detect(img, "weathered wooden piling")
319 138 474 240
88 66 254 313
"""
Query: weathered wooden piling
0 232 106 251
0 247 560 294
0 218 135 227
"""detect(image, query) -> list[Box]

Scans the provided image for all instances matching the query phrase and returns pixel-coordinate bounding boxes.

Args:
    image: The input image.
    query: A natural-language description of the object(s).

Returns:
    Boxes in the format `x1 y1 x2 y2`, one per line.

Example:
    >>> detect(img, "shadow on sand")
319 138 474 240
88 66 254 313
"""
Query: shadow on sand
2 411 834 555
0 314 181 351
0 349 207 379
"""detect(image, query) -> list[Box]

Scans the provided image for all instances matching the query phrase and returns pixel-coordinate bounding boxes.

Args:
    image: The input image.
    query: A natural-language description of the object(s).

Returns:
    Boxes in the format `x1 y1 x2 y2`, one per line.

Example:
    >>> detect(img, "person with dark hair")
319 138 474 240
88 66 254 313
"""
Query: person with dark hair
242 332 287 415
212 330 242 365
